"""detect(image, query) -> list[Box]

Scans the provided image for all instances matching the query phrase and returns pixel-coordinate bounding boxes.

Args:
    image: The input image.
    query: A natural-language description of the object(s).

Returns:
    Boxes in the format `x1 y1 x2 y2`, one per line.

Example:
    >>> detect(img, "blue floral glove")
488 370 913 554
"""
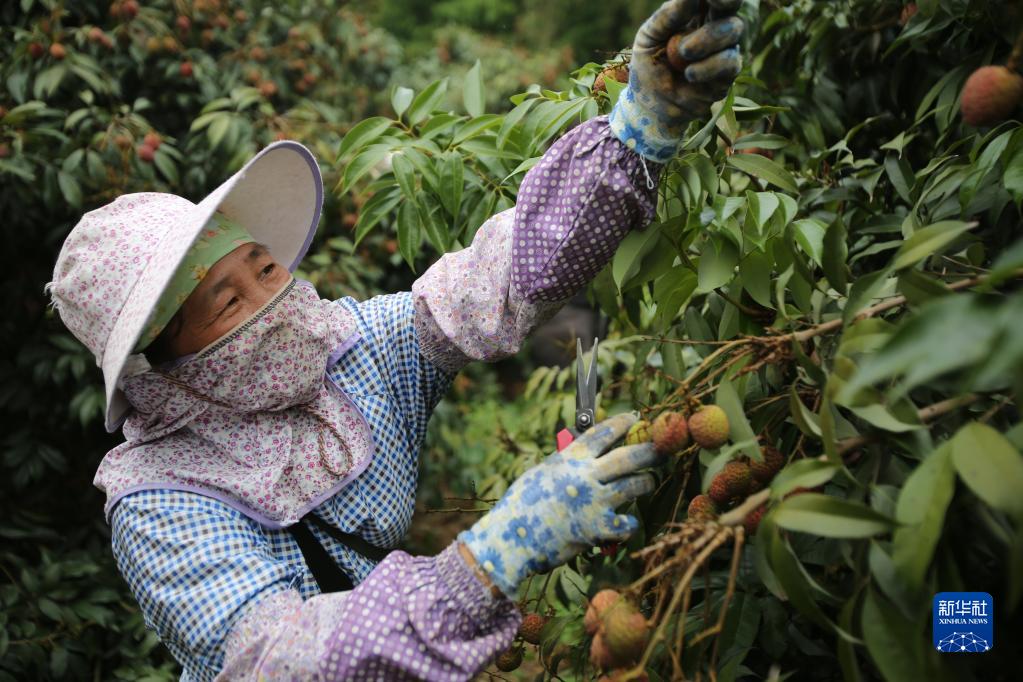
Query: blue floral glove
610 0 745 162
459 413 662 597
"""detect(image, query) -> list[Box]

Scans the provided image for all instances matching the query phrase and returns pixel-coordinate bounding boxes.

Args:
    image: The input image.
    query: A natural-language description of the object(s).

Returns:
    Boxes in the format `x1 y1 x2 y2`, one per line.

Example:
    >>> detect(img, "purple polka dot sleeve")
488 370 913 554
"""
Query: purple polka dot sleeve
413 115 661 373
218 543 520 680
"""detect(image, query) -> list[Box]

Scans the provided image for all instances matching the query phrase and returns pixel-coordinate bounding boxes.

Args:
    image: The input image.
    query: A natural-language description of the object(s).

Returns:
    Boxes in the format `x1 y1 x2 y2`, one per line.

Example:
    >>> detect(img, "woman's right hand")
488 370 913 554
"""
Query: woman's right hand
458 412 662 597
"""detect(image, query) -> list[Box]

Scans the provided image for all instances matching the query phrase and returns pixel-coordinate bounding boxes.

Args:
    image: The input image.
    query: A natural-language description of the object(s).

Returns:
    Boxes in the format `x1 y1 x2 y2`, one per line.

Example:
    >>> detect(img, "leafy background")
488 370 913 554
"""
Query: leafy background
3 0 1023 680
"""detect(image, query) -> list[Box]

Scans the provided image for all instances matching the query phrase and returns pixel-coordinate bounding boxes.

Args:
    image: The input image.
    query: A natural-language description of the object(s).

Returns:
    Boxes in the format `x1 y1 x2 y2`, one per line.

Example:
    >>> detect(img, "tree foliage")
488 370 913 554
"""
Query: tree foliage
346 0 1023 679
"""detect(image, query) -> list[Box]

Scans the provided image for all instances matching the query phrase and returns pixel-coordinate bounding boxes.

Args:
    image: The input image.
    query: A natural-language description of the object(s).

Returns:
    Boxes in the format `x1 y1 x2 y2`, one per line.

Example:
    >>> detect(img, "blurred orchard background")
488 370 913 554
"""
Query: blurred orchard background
3 0 1023 680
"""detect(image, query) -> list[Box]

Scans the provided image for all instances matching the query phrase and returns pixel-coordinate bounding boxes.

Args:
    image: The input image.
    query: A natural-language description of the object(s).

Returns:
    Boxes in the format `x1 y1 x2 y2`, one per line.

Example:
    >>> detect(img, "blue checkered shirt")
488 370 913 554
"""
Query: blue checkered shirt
109 292 453 681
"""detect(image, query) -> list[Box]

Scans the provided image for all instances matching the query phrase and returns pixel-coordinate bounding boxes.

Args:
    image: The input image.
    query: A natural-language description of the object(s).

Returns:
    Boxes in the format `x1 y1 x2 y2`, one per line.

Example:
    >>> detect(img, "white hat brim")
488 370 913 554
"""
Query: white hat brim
101 141 323 432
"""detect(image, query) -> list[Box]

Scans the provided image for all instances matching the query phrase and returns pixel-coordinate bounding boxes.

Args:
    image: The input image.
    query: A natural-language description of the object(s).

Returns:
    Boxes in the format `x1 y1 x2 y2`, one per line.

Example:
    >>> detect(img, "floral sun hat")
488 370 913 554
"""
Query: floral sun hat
48 141 324 433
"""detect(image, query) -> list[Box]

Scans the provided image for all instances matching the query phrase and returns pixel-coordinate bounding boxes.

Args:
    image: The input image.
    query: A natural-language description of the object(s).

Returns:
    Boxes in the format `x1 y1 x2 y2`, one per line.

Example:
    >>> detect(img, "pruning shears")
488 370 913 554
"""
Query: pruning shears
556 337 599 452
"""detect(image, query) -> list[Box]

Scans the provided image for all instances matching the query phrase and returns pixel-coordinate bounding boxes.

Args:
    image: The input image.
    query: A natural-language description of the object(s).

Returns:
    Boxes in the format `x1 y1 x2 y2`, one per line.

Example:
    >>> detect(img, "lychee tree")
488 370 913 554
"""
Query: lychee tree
341 0 1023 679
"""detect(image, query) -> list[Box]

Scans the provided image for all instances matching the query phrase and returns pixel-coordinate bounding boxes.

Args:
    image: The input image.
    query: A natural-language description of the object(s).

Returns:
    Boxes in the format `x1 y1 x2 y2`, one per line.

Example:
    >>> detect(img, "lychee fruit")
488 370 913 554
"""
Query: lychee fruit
593 64 629 93
625 419 651 445
961 65 1023 127
175 16 191 34
495 646 523 672
49 43 66 60
259 81 278 98
899 3 918 26
708 461 752 506
650 411 689 455
666 34 690 73
88 27 106 44
136 143 155 163
28 42 45 59
601 601 649 668
179 61 194 77
687 494 718 521
121 0 139 19
750 445 785 483
143 131 162 150
590 631 614 669
518 613 547 645
0 144 10 159
584 589 620 635
743 503 766 536
687 405 730 449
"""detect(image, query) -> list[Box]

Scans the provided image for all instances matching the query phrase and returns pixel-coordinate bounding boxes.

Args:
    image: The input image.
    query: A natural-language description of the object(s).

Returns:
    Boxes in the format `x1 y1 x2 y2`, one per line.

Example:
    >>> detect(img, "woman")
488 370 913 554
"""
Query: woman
48 2 743 679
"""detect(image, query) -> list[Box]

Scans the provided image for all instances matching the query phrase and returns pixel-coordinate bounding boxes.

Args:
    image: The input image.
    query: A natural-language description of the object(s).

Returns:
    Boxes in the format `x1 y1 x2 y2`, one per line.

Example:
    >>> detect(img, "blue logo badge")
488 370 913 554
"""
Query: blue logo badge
932 592 993 653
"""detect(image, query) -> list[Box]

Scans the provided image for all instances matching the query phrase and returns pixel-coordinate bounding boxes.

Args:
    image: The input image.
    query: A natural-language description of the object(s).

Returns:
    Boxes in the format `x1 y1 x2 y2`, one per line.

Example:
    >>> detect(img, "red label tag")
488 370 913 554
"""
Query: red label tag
556 428 574 452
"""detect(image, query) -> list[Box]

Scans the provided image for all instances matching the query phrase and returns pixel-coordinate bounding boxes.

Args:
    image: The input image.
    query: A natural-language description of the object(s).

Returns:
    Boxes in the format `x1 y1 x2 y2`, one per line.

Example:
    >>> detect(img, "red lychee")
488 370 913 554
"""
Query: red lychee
601 601 649 668
650 411 689 455
136 143 155 163
687 494 718 521
750 445 785 483
593 64 629 93
49 43 66 60
518 612 547 645
743 503 767 536
179 61 194 78
961 65 1023 127
708 461 752 506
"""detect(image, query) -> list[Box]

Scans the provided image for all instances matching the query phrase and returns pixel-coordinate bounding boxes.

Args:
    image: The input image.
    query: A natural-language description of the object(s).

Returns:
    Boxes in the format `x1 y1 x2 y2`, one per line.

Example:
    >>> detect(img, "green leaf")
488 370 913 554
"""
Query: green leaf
396 200 422 270
337 117 393 162
842 268 892 325
891 220 973 270
773 493 895 538
893 443 954 588
727 153 798 193
437 152 463 219
57 171 81 208
884 154 915 202
417 198 450 252
391 153 417 200
823 216 849 293
340 144 391 194
951 422 1023 520
153 147 178 185
462 60 485 117
451 114 501 144
391 86 414 118
697 234 739 292
792 218 826 265
612 226 661 291
407 78 449 127
862 589 928 682
770 460 838 499
789 385 821 438
353 189 401 245
762 512 831 628
716 379 760 461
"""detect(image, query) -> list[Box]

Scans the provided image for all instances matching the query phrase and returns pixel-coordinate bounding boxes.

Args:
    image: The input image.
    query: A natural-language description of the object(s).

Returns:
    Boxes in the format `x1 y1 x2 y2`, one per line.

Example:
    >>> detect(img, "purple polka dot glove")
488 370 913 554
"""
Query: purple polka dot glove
459 413 663 597
610 0 745 162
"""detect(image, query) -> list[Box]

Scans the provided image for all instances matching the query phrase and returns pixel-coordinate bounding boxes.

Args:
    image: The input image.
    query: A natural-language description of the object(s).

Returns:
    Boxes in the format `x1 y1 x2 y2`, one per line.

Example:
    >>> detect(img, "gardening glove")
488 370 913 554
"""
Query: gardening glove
610 0 745 162
459 412 662 597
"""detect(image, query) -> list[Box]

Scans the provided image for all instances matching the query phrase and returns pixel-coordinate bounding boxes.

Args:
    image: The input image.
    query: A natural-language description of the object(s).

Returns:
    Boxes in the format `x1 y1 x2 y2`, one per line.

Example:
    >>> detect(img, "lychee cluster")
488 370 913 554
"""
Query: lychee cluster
687 445 786 535
492 611 550 671
585 589 650 671
642 405 731 456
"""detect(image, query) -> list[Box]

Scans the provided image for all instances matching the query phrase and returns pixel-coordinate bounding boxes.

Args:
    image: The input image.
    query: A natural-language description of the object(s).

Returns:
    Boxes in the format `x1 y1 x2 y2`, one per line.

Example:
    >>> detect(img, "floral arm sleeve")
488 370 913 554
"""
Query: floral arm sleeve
219 543 519 681
412 114 661 374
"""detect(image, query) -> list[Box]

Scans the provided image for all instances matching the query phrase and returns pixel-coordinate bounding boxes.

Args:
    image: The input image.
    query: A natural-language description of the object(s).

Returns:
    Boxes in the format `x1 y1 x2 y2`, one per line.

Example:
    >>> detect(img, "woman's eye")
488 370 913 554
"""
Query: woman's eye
261 263 275 278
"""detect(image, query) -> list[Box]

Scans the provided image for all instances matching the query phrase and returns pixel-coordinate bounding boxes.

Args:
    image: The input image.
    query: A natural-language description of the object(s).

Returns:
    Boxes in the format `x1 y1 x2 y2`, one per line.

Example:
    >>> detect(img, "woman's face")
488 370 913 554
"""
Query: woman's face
163 242 290 358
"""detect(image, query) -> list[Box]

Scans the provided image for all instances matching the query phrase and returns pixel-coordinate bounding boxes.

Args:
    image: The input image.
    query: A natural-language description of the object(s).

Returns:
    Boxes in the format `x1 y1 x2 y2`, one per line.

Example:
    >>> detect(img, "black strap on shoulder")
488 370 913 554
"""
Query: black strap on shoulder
286 516 354 593
305 513 391 563
285 514 392 593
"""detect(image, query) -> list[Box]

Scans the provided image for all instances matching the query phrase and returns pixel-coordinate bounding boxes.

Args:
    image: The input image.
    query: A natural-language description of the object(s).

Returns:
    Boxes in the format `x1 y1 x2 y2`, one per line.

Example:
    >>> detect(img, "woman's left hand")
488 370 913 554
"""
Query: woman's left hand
610 0 745 162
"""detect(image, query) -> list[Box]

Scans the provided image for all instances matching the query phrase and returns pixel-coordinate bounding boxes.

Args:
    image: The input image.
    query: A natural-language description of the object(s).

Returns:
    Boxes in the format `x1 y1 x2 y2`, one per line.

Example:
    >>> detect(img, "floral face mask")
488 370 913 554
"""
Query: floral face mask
100 278 374 528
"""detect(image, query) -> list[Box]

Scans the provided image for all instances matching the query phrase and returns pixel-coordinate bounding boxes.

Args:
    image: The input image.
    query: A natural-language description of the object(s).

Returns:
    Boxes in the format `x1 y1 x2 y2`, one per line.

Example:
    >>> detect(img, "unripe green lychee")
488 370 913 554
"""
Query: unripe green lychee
601 602 649 668
518 613 547 645
625 419 651 445
687 494 718 521
585 589 620 635
650 411 689 455
687 405 730 449
750 445 785 483
961 65 1023 127
495 646 523 672
743 503 766 536
708 461 752 506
